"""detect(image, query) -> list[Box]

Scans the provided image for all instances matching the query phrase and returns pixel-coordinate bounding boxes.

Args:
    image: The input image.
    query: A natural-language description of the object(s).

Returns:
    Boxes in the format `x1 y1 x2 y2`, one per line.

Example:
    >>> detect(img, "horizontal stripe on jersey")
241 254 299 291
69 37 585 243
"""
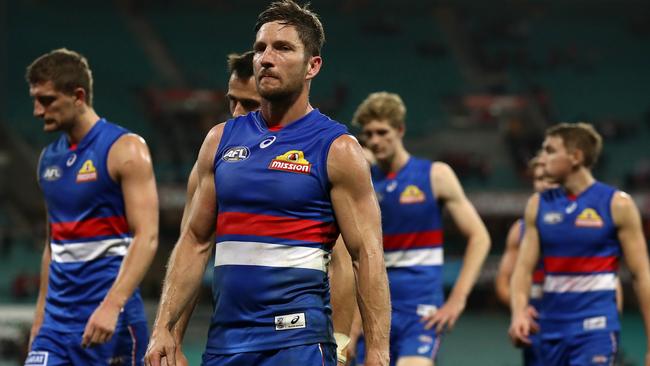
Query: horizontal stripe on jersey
544 256 618 274
50 216 129 241
214 241 329 272
383 230 443 251
217 212 338 244
51 237 131 263
384 247 443 267
544 273 617 293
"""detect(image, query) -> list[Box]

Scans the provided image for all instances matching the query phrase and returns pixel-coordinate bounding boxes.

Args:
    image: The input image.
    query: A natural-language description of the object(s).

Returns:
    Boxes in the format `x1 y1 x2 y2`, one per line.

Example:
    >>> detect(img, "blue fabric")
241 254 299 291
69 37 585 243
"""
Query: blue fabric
202 343 336 366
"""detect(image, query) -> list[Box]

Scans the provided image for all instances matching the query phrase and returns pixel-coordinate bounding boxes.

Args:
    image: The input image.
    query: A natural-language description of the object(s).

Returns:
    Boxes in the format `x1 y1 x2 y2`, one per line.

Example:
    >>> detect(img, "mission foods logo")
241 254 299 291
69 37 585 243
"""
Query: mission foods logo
399 185 426 204
76 160 97 183
268 150 311 174
575 208 604 228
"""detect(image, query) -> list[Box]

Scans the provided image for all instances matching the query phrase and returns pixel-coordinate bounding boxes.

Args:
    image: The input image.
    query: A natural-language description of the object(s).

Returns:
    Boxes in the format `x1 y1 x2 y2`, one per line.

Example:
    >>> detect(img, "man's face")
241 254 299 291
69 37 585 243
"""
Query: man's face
539 135 574 183
361 119 403 163
253 21 312 101
532 164 557 192
227 74 261 117
29 81 79 133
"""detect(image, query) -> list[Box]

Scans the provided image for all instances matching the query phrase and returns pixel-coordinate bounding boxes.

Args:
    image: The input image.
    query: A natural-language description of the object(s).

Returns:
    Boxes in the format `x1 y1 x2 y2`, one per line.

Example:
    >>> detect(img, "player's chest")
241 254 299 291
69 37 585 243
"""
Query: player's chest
538 199 613 249
40 149 108 206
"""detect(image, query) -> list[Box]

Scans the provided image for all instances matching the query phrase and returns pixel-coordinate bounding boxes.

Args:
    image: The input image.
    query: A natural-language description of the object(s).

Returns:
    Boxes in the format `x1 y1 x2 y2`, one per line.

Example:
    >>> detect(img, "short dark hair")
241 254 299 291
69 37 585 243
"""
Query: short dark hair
546 122 603 168
26 48 94 106
255 0 325 57
227 51 254 79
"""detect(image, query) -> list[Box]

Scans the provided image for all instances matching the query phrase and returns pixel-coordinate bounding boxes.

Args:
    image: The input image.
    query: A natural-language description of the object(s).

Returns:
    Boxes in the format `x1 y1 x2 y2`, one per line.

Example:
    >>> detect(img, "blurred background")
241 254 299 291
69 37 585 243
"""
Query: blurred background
2 0 650 364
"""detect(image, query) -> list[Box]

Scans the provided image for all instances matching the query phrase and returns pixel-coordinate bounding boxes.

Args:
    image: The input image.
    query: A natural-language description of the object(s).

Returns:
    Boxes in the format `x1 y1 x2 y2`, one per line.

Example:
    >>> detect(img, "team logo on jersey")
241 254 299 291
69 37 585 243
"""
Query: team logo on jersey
575 208 604 228
76 159 98 182
222 146 250 162
259 136 276 149
274 312 306 330
543 212 563 224
268 150 311 174
399 185 426 204
42 166 62 181
25 351 48 365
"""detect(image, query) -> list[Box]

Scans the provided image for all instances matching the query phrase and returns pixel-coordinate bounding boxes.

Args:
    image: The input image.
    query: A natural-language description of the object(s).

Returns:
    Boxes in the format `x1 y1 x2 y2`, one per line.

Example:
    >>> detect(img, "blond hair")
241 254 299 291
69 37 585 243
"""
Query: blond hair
352 92 406 129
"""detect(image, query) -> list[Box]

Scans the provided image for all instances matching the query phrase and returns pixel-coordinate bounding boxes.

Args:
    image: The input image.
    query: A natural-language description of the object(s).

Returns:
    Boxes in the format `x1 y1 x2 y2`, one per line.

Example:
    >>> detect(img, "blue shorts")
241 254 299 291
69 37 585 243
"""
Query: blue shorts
202 343 336 366
540 331 619 366
356 310 441 366
523 334 543 366
26 322 148 366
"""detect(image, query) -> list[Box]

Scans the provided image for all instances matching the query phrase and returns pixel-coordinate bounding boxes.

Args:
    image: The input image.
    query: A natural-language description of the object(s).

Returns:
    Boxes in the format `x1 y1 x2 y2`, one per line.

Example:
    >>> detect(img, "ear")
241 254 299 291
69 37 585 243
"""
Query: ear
569 147 584 167
305 55 322 81
396 124 406 139
73 87 88 106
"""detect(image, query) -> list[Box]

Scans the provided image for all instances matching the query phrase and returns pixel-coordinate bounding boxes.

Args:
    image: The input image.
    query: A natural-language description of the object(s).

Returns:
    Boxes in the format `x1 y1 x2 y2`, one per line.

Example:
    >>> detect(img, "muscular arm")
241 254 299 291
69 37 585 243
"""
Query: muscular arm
29 218 51 349
495 220 523 307
328 135 390 366
427 162 491 331
82 134 159 346
509 194 541 346
146 124 224 366
329 236 357 364
612 192 650 356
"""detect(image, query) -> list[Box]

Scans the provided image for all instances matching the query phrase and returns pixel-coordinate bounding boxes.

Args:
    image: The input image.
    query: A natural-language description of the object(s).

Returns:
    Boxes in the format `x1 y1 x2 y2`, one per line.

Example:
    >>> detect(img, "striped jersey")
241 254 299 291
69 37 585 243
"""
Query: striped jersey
37 119 145 332
517 219 544 307
537 182 620 337
208 109 347 354
371 157 444 315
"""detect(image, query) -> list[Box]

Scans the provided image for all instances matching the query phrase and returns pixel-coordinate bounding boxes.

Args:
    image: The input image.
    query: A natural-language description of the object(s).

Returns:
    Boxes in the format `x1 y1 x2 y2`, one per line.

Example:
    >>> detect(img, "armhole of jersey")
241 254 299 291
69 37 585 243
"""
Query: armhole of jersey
427 160 436 200
36 147 46 190
606 187 618 228
320 130 349 198
105 131 129 187
213 120 232 171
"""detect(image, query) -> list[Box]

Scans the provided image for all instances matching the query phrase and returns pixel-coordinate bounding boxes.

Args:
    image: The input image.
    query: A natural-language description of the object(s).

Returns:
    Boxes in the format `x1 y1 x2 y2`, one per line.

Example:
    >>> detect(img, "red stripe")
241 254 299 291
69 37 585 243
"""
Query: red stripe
383 230 443 250
51 216 129 241
533 269 545 283
217 212 338 243
544 256 618 273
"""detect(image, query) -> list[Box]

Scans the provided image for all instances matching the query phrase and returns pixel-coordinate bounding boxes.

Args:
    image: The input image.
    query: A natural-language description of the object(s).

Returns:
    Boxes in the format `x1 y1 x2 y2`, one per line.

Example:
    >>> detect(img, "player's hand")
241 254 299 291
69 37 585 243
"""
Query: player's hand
363 348 389 366
508 311 533 348
344 338 357 366
161 344 188 366
145 327 177 366
525 305 540 334
81 299 121 347
422 296 466 333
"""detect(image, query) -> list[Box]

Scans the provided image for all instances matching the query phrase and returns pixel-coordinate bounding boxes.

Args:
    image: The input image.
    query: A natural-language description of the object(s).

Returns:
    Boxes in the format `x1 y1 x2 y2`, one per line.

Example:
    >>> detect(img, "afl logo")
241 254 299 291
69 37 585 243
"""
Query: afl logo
222 146 250 162
260 136 276 149
43 166 62 181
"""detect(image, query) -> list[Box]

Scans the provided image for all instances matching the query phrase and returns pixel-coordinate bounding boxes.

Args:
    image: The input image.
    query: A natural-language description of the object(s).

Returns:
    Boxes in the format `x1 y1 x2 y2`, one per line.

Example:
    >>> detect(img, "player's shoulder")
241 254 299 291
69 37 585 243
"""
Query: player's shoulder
610 189 636 211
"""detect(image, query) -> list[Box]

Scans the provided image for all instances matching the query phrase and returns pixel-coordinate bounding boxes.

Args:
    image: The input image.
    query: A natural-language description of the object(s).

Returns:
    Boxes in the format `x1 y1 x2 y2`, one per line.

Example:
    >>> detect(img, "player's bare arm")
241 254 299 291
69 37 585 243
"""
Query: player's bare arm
81 134 159 347
425 162 491 333
328 135 390 366
495 220 523 307
29 216 52 350
329 236 357 365
145 124 224 366
509 194 541 347
612 191 650 364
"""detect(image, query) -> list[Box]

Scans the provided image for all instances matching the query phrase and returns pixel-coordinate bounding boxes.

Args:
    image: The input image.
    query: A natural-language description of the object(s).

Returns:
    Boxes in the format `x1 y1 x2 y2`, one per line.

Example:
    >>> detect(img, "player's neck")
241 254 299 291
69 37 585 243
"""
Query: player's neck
562 167 595 196
260 90 313 128
66 108 100 145
379 148 410 175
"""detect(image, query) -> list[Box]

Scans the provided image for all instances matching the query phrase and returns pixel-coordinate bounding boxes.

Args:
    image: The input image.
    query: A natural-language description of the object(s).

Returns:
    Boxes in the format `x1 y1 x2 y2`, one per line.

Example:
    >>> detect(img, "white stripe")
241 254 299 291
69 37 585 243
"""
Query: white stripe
530 284 543 299
214 241 329 272
51 238 130 263
384 247 443 267
544 273 617 293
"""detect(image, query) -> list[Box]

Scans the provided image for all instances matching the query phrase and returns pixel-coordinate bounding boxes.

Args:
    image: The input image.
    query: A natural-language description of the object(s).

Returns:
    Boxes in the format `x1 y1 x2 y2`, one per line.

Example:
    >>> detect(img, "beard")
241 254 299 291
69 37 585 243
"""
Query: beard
258 76 304 102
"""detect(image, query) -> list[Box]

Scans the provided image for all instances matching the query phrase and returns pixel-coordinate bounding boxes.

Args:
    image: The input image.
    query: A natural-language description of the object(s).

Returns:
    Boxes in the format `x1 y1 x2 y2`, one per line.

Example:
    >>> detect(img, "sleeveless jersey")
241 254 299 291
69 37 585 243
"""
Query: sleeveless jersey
37 119 145 332
207 109 348 354
517 219 544 308
537 182 620 337
371 157 444 314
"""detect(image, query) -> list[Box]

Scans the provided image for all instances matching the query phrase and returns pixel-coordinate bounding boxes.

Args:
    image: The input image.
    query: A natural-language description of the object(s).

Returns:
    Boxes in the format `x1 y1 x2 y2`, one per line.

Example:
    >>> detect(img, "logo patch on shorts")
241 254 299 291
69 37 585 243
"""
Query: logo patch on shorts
76 159 98 182
583 316 606 331
268 150 311 174
417 344 432 354
275 312 306 330
416 304 438 317
399 185 426 204
222 146 250 162
575 208 604 228
592 355 608 364
25 351 48 365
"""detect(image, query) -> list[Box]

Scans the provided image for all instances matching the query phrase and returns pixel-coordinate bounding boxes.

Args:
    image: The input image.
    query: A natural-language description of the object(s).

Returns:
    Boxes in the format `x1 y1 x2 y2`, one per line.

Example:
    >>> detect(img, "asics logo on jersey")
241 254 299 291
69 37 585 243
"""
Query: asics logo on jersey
275 312 306 330
269 150 312 174
43 166 62 181
76 159 98 182
66 153 77 167
260 136 276 149
575 208 604 228
222 146 250 162
291 315 301 324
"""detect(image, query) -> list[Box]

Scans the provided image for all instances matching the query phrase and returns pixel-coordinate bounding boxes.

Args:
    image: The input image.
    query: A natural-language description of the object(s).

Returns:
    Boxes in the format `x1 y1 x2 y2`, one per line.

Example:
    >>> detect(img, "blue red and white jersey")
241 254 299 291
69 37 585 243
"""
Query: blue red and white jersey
371 157 444 315
517 219 544 308
536 182 620 336
37 119 145 332
208 109 348 355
